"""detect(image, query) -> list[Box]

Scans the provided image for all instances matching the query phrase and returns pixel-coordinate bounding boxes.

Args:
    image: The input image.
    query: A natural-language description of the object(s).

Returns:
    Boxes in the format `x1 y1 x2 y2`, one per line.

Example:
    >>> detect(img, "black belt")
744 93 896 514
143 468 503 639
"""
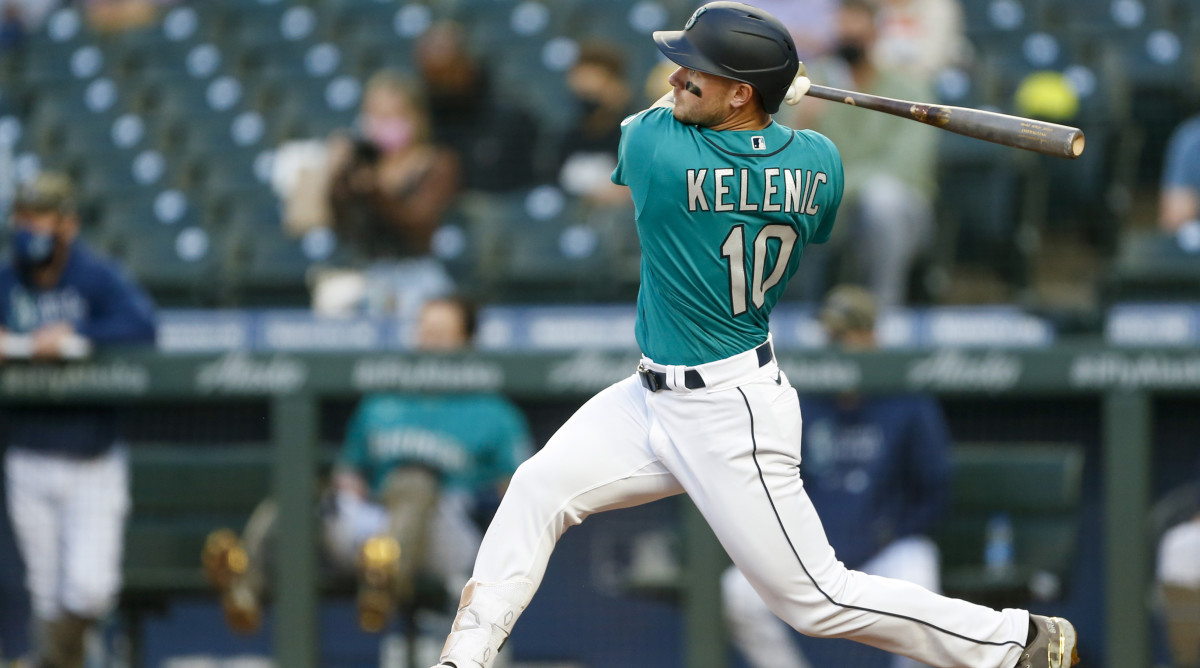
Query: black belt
638 341 773 392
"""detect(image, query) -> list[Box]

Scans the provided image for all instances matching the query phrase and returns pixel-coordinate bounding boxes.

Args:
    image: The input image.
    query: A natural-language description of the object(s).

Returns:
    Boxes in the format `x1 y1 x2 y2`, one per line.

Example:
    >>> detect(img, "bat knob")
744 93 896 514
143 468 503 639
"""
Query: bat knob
785 74 811 106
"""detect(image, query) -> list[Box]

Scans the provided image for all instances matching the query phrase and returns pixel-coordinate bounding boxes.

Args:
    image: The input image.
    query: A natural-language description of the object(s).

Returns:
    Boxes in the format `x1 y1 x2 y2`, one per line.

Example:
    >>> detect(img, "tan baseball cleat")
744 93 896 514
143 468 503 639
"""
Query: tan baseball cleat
201 529 261 633
202 529 248 589
357 535 403 633
1015 615 1080 668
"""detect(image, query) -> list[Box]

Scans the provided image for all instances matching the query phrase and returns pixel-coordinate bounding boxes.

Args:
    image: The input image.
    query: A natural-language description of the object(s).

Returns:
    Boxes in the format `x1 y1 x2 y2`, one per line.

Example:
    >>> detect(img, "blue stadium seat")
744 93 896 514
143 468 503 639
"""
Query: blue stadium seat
22 41 103 84
112 224 224 306
98 189 201 236
464 187 614 302
199 147 275 206
224 227 319 307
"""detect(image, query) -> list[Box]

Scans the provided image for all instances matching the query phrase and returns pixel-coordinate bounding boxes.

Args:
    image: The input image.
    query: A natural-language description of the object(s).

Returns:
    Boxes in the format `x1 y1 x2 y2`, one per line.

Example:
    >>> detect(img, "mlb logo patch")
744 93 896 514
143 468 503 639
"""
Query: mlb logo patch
751 136 766 151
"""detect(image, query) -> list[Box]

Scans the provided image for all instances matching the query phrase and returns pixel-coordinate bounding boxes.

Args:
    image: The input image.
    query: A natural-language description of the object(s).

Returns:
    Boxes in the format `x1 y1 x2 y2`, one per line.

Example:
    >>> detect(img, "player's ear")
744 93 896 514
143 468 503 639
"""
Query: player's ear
729 82 755 110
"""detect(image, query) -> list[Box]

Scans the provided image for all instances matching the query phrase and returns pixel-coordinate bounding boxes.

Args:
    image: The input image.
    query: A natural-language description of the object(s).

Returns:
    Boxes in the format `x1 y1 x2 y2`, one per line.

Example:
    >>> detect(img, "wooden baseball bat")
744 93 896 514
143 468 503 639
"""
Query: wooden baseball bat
805 83 1085 159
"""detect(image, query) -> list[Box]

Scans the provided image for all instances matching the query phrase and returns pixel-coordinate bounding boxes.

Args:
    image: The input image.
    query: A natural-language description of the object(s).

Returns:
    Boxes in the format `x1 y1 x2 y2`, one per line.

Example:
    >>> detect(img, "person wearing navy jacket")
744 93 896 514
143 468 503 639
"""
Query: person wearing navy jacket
0 172 156 668
722 285 952 668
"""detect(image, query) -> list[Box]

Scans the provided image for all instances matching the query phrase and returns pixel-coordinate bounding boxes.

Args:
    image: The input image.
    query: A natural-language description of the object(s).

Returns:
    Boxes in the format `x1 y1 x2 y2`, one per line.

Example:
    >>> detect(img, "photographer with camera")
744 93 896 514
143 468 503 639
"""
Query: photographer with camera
320 69 461 319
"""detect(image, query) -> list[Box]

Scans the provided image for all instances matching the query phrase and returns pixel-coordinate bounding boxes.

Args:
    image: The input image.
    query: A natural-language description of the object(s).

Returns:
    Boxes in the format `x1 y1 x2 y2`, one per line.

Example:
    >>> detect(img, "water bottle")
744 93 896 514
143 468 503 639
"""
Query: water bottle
984 512 1015 576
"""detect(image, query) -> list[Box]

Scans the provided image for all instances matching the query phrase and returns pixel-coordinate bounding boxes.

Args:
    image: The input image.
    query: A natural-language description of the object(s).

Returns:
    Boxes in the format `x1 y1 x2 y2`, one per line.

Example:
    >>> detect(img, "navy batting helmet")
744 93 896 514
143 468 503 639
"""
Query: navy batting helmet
653 2 799 114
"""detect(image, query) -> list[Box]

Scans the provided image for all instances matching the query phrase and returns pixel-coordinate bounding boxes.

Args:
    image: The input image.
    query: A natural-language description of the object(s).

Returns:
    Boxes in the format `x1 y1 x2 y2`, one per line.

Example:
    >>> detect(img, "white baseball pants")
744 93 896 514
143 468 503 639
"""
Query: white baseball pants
324 489 482 594
723 536 943 668
438 344 1028 668
4 446 129 621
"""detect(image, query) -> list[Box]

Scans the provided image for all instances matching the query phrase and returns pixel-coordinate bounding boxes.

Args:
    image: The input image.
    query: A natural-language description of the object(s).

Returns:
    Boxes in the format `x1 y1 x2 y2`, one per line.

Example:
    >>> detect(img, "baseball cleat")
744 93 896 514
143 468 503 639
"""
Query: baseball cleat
202 529 261 633
357 535 402 633
221 583 262 634
202 528 248 590
1016 615 1080 668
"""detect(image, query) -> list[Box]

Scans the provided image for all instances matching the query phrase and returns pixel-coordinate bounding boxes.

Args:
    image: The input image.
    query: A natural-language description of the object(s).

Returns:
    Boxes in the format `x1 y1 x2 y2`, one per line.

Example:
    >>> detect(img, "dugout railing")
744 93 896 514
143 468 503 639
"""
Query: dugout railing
1 346 1186 668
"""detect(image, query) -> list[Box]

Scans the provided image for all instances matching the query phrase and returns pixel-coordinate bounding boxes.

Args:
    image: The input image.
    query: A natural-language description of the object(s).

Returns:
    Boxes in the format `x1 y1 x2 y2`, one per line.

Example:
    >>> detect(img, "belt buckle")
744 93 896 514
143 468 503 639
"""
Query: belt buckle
637 364 663 392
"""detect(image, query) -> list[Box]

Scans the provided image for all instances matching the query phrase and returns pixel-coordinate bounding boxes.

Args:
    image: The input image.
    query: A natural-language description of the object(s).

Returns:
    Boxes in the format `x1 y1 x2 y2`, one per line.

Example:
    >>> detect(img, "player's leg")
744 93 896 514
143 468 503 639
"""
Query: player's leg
426 491 483 599
4 448 63 649
721 564 812 668
203 497 279 633
435 376 684 668
359 466 442 631
1157 516 1200 668
653 375 1029 668
860 536 943 668
56 447 129 668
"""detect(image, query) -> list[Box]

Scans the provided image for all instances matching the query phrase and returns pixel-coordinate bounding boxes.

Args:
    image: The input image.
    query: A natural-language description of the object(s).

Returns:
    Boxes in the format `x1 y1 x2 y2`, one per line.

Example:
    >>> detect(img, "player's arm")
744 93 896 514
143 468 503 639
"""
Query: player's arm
77 265 157 346
1160 187 1199 233
333 468 370 499
1158 122 1200 232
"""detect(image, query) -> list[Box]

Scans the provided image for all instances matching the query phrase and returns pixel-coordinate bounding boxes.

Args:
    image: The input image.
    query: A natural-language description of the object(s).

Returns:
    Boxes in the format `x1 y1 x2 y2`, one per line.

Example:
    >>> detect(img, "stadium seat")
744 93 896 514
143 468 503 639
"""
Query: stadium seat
1101 230 1200 302
221 187 283 233
935 443 1084 608
197 147 274 205
466 187 614 302
124 443 272 593
224 227 319 307
112 223 223 306
21 40 101 84
935 133 1028 285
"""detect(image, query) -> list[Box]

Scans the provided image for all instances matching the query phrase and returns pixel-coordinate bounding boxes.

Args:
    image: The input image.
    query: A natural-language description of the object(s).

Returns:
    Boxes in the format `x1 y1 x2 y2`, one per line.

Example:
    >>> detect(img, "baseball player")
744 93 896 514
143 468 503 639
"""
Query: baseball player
428 4 1078 668
204 297 532 635
0 172 157 668
722 285 951 668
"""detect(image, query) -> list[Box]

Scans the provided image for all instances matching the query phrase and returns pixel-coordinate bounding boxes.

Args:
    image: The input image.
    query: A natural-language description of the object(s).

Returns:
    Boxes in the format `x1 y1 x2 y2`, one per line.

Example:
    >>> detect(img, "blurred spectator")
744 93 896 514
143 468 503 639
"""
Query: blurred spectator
83 0 169 34
788 0 937 306
204 296 533 636
314 70 460 319
0 5 25 50
1159 113 1200 240
0 0 56 37
416 20 543 192
1155 459 1200 668
714 0 840 60
722 285 950 668
873 0 967 83
0 172 156 668
555 42 637 207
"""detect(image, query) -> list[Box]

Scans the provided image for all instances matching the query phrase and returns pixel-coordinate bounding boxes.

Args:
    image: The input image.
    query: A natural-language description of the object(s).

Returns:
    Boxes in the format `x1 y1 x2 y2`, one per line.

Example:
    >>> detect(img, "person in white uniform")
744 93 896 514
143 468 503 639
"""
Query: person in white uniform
426 5 1079 668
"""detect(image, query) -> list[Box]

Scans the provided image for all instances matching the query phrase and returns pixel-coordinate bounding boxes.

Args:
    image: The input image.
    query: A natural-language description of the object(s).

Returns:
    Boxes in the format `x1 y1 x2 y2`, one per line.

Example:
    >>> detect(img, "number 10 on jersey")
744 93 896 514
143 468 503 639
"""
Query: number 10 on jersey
720 224 798 316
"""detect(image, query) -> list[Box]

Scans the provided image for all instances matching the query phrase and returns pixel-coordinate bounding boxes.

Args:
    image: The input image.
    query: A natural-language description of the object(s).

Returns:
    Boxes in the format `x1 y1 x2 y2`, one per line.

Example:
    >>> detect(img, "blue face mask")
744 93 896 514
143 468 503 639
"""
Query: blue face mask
11 227 56 266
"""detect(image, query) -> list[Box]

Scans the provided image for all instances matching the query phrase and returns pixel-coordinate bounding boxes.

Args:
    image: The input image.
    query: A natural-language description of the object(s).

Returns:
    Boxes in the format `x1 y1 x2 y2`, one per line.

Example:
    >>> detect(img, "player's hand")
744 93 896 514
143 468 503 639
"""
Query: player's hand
31 322 77 359
326 134 355 173
783 63 811 107
333 469 370 500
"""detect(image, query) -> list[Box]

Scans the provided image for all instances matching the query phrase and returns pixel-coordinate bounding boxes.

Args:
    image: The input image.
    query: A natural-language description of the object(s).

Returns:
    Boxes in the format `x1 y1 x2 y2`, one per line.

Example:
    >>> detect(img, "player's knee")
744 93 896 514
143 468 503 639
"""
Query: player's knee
61 579 118 619
505 460 588 532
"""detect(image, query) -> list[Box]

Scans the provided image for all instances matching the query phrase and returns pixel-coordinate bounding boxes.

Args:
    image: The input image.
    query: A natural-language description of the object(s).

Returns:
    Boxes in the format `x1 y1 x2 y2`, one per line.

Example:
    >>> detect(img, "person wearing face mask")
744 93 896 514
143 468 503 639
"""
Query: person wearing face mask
787 0 938 307
325 69 462 320
721 284 951 668
0 172 156 668
416 21 543 193
554 43 639 207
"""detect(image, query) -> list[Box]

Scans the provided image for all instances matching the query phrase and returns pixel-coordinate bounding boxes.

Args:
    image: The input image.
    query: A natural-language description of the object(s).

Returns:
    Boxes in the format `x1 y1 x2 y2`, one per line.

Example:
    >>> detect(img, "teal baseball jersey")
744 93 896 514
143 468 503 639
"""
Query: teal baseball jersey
339 393 533 495
612 107 844 366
